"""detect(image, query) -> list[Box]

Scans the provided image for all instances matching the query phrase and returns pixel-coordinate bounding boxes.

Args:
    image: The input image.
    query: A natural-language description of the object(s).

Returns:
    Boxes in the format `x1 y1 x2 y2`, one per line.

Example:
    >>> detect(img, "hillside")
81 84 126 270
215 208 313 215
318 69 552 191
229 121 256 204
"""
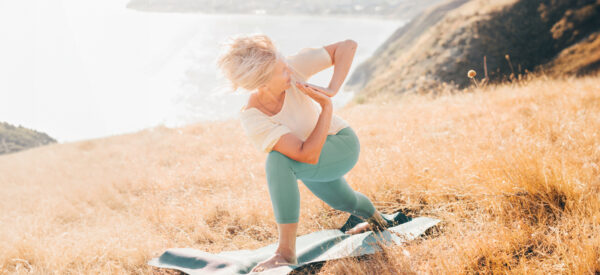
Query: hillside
346 0 600 103
0 75 598 273
0 122 56 155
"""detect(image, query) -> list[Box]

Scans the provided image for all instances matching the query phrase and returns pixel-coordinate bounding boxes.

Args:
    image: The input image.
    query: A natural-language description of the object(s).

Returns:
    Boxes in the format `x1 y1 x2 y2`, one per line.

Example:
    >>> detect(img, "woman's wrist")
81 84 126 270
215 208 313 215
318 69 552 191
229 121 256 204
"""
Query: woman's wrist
320 99 333 109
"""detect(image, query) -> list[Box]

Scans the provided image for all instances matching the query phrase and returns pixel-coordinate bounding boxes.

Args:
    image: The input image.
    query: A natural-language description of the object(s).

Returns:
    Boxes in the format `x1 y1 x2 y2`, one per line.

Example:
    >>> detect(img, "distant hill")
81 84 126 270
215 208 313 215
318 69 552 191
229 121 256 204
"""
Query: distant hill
126 0 445 20
346 0 600 102
0 122 56 155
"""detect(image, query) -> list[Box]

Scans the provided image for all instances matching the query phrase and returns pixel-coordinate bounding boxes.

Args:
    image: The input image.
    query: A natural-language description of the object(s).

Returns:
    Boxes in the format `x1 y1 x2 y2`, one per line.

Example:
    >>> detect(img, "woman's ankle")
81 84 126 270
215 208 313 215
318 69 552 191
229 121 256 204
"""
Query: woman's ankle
367 211 389 231
275 252 297 264
275 248 296 262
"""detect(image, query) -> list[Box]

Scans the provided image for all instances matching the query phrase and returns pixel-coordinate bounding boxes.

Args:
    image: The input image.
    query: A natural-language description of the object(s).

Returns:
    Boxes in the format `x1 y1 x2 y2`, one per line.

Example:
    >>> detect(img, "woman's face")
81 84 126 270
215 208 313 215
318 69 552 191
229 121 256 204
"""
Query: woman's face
261 56 292 93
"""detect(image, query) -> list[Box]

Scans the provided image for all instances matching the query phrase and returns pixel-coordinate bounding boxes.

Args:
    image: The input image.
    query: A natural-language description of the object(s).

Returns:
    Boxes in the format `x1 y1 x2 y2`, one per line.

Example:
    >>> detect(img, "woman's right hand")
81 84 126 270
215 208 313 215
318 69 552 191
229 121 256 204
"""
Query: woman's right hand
295 80 332 107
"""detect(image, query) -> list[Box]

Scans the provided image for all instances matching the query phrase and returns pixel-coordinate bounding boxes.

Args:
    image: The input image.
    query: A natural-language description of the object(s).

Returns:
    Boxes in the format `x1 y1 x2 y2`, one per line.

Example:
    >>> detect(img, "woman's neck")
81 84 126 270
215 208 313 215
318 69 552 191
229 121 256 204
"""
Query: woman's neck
256 88 285 106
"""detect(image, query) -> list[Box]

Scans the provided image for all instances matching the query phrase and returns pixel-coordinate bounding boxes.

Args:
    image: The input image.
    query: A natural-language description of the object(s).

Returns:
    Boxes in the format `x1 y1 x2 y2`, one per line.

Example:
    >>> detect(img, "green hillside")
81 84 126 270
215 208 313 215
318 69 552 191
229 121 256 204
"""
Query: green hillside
0 122 56 155
347 0 600 103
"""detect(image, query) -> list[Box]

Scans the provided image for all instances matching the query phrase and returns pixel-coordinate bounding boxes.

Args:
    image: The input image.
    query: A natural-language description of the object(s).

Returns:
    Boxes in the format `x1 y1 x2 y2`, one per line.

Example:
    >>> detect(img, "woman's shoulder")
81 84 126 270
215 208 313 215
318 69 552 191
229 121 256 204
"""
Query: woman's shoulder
285 46 331 80
240 94 268 117
239 100 268 122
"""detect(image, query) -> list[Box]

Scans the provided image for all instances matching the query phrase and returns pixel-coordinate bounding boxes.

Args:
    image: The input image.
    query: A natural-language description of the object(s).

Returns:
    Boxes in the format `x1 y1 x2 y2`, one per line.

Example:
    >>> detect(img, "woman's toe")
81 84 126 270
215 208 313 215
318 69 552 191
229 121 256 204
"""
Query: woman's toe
252 263 265 272
345 222 371 235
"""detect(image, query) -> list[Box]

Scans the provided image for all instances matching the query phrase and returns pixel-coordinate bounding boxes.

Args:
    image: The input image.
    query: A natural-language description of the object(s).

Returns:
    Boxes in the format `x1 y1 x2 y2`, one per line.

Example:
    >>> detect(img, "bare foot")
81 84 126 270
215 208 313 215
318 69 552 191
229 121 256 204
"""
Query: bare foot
251 252 297 273
344 221 372 235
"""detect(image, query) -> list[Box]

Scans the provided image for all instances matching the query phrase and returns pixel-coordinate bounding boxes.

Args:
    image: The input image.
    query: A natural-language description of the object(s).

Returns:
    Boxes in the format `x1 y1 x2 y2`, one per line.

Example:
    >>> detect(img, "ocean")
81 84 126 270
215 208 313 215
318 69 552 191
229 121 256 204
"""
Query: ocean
0 0 404 142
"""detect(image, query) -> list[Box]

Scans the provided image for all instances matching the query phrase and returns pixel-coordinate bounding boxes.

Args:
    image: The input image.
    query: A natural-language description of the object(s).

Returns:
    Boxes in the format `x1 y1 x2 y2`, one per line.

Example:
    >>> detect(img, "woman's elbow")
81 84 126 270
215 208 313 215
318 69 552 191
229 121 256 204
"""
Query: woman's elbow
345 39 357 49
307 158 319 165
302 151 320 165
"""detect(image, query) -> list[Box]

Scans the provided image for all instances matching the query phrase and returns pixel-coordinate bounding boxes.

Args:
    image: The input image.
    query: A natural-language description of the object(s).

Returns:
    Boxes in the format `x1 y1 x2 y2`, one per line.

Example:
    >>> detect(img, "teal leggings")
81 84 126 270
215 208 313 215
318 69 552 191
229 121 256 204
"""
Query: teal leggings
265 126 377 224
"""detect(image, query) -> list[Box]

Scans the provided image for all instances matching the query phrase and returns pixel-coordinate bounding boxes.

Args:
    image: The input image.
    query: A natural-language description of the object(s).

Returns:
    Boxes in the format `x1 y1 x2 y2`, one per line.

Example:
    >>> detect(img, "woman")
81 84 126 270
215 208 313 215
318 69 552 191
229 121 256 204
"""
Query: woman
216 33 392 272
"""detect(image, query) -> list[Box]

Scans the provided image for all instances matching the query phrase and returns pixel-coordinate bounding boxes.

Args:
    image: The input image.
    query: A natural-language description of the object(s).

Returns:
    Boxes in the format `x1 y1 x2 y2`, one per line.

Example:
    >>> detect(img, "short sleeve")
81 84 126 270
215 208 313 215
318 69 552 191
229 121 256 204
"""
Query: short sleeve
239 110 292 153
286 47 333 80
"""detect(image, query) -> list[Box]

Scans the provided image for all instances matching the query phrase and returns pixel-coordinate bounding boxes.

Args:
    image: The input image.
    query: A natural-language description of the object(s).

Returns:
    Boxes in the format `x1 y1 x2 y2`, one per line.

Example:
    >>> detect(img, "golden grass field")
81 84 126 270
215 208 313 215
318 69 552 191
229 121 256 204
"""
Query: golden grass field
1 74 599 274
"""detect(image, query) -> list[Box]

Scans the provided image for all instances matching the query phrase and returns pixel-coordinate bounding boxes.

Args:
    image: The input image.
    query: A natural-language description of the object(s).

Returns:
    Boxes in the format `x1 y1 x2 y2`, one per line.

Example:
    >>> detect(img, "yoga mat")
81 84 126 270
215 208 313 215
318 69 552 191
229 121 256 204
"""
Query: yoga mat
148 212 440 274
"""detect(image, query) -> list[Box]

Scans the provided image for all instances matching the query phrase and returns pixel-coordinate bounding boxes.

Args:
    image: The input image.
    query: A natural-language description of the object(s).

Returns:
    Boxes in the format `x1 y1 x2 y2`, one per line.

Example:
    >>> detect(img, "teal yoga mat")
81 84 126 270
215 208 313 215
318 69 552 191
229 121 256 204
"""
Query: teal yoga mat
148 212 440 274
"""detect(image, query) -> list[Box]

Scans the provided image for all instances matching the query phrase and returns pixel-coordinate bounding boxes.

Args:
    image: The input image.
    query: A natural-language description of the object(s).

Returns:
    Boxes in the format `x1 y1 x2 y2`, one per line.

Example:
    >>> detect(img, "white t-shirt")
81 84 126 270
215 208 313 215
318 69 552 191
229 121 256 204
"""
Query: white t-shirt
238 46 350 153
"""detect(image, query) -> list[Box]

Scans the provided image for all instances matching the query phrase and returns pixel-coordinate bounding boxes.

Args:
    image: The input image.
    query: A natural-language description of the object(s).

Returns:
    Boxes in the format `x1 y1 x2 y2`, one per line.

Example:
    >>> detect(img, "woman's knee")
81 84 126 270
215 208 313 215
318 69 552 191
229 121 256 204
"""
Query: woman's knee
329 192 358 212
267 149 317 179
343 128 360 158
266 150 291 172
330 128 359 167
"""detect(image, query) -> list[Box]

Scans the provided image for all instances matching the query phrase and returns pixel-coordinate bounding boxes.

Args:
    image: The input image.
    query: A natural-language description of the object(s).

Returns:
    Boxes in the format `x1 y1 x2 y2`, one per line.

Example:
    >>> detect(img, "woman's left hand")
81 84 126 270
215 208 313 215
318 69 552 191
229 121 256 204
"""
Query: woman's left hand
302 82 336 97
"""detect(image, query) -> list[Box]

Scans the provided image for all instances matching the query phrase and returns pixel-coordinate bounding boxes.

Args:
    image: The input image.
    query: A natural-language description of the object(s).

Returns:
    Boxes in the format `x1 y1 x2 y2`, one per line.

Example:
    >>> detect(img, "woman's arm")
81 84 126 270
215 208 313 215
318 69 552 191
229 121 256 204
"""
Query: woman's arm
271 82 333 164
322 39 358 97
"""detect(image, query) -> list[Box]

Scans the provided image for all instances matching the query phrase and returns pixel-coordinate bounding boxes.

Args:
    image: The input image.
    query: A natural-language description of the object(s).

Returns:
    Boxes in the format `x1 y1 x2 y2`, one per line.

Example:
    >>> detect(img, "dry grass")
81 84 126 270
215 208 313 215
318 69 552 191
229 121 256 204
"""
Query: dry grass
1 74 599 274
545 31 600 76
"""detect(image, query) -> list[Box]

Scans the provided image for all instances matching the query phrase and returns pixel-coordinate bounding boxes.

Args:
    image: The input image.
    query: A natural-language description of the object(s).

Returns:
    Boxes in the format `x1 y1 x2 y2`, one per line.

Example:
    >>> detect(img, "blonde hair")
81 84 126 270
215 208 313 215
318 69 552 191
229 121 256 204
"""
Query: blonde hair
216 33 280 92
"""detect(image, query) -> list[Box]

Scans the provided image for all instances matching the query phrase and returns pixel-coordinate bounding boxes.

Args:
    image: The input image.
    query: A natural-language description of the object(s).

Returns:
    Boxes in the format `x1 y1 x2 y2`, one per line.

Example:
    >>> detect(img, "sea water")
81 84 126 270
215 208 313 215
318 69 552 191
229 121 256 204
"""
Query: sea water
0 0 404 142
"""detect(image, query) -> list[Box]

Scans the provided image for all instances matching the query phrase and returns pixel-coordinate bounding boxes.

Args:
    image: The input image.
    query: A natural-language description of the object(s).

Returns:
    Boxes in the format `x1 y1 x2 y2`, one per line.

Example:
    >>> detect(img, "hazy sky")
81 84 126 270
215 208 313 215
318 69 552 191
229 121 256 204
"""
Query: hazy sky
0 0 403 142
